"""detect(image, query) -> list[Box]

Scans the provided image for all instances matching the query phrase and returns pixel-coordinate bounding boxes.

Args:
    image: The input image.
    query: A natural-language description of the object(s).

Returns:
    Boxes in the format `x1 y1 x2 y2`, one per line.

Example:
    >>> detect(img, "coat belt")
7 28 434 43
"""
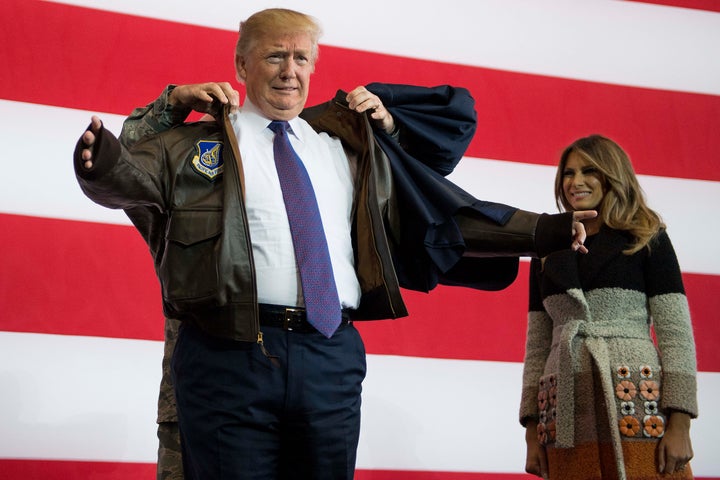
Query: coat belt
553 318 650 480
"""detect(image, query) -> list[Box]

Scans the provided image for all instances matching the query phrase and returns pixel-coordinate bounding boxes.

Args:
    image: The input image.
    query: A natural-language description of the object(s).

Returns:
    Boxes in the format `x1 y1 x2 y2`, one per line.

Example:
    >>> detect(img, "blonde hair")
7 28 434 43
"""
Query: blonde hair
236 8 322 63
554 135 664 254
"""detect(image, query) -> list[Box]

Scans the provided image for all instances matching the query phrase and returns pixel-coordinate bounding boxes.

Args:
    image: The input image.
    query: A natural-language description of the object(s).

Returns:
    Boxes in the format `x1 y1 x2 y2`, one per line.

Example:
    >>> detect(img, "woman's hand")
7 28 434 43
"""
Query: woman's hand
524 420 549 479
657 411 693 475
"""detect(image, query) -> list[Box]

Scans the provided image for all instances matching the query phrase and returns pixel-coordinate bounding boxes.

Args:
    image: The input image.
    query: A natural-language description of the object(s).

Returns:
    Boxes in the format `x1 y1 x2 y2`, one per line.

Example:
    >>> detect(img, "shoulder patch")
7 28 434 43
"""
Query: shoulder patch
191 140 224 180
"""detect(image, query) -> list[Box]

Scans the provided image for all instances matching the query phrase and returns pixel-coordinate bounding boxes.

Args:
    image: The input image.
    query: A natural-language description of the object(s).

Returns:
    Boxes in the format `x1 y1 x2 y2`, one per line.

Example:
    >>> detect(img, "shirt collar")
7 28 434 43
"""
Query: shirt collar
240 97 305 143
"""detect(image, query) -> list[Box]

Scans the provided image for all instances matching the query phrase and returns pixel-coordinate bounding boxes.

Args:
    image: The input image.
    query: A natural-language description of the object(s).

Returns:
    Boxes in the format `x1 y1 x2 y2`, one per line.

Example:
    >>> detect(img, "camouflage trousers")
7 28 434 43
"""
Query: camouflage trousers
157 318 184 479
157 422 184 480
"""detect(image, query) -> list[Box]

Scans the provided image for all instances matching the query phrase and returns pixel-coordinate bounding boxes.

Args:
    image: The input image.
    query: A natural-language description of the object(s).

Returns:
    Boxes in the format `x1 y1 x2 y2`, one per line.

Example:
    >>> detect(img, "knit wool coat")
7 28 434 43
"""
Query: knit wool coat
519 227 698 480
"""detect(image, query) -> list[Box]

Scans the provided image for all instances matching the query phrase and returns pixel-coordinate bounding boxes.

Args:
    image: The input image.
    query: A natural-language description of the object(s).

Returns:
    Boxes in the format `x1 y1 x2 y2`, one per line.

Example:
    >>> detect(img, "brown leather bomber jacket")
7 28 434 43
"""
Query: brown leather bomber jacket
74 90 572 343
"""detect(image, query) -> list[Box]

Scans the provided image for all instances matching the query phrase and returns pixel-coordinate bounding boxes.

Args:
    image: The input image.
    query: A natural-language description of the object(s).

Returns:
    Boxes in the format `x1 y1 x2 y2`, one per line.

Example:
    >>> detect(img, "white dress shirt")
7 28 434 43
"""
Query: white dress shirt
231 99 361 310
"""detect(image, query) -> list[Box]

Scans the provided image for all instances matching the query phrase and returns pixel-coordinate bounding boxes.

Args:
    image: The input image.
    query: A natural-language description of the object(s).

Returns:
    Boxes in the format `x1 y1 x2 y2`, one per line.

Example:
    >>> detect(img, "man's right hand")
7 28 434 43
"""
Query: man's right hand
81 115 103 169
169 82 240 117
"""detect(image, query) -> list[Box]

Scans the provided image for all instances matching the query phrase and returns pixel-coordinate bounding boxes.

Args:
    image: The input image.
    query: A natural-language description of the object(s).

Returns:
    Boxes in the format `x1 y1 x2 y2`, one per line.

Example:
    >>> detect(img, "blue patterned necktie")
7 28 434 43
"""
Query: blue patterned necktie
268 120 342 338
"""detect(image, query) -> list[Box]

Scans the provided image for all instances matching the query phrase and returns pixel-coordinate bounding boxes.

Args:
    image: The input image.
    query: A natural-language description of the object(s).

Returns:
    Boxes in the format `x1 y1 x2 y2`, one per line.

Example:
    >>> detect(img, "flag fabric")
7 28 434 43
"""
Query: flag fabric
1 1 719 478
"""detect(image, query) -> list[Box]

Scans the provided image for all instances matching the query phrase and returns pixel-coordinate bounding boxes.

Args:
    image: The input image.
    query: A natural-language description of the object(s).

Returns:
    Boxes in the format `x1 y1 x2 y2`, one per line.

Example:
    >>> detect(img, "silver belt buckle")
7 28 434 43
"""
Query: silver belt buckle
283 307 303 331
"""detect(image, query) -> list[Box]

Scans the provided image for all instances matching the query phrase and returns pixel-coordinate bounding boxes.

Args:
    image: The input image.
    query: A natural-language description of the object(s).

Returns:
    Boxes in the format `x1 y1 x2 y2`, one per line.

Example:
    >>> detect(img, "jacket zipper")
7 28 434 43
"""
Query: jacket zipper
223 107 279 366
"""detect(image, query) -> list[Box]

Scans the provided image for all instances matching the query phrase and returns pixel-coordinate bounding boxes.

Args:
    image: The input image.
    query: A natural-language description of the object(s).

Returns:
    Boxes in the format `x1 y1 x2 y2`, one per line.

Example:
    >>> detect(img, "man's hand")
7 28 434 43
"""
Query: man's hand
80 115 103 169
346 86 396 134
571 210 598 253
169 82 240 117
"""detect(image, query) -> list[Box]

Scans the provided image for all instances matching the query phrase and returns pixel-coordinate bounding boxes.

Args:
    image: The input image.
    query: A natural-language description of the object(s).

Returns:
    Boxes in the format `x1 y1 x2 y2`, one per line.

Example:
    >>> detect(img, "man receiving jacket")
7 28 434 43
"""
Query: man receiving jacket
74 8 593 480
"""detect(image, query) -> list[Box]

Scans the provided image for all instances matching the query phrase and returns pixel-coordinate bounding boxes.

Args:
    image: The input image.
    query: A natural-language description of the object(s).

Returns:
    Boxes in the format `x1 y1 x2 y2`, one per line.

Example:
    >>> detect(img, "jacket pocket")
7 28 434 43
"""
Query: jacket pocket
160 209 222 308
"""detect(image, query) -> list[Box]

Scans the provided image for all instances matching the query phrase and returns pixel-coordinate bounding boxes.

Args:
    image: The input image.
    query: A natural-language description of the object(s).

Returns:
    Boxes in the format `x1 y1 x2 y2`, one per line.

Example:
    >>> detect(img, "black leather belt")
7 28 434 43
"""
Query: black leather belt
258 304 351 333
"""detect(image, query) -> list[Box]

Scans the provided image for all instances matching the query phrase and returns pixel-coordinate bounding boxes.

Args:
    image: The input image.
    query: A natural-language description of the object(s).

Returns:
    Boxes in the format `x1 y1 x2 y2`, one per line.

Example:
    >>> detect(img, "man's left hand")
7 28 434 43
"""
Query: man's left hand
346 86 395 134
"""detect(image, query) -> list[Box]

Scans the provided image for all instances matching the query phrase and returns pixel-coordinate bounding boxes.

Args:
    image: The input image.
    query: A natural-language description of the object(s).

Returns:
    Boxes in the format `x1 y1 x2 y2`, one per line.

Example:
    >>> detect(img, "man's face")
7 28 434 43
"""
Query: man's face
235 31 315 121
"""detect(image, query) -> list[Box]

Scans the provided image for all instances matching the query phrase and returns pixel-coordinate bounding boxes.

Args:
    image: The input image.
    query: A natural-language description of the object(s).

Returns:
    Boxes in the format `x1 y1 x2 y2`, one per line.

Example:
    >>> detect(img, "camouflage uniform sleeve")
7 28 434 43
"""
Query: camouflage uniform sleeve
120 84 192 149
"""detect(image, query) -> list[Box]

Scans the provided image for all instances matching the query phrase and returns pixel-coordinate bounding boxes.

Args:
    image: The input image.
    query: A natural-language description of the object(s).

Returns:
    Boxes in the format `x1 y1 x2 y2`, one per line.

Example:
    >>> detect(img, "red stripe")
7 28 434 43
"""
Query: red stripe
0 460 155 479
0 214 164 341
1 460 717 480
358 471 720 480
2 213 718 372
1 0 719 182
625 0 720 12
355 470 537 480
358 472 545 480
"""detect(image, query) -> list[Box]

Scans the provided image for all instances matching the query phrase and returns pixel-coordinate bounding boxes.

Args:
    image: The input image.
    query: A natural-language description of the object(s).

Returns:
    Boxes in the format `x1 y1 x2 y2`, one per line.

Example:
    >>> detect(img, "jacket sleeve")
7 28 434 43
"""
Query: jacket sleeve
369 82 576 257
455 209 575 259
365 83 577 292
74 85 191 211
645 230 698 418
73 123 168 213
367 82 476 176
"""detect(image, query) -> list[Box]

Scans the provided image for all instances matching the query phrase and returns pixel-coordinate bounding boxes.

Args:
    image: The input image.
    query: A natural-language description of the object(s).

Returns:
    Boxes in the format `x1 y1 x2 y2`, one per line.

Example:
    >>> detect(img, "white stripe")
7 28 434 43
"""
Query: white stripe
361 354 720 476
0 332 161 462
0 100 128 225
2 99 717 275
45 0 720 95
1 332 717 475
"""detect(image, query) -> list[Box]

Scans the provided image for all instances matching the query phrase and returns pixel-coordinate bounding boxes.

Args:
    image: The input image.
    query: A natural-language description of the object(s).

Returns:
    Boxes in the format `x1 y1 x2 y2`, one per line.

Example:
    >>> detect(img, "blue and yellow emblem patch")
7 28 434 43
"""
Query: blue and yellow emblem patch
191 140 224 180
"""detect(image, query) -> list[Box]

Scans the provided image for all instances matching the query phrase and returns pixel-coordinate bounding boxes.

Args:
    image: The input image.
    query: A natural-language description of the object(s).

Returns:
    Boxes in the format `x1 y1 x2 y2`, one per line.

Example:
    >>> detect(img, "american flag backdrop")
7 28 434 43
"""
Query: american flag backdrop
1 0 719 478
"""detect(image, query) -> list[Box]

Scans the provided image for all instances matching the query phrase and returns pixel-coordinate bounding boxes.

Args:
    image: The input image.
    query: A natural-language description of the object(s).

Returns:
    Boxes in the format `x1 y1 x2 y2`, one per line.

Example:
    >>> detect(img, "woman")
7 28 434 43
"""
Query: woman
519 135 697 479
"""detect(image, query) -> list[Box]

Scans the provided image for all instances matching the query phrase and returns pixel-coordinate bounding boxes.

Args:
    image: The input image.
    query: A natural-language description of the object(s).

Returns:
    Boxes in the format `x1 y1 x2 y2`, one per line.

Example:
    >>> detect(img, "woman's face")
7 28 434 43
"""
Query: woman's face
562 151 605 211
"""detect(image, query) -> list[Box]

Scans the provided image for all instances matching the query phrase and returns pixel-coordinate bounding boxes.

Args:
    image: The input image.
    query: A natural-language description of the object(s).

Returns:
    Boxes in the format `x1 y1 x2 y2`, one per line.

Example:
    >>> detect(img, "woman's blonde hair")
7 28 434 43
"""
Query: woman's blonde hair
554 135 664 254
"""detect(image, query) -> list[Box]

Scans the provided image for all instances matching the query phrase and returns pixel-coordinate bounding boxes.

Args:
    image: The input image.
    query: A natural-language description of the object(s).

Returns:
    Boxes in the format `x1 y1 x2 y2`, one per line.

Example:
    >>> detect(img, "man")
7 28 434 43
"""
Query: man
75 8 594 480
